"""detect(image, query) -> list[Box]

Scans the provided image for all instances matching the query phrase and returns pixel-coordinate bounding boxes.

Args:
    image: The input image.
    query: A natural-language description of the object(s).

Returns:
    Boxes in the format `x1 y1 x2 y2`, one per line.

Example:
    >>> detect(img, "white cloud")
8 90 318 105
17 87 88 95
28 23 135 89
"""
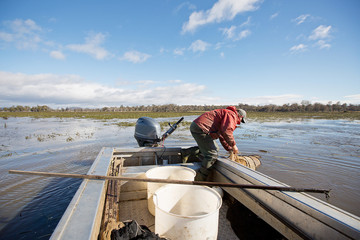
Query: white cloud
159 47 167 54
0 20 114 60
0 31 13 42
0 71 215 107
48 18 57 23
240 94 360 106
290 43 307 53
136 80 156 85
221 17 251 41
240 94 304 105
270 12 279 20
0 19 43 49
239 16 251 27
189 39 211 52
2 71 357 107
215 42 224 50
173 48 185 56
309 25 332 40
293 14 310 25
238 30 251 40
50 50 66 60
290 25 332 53
121 50 151 63
67 32 110 60
0 71 101 104
9 19 42 34
174 2 196 14
182 0 261 33
222 25 237 39
315 40 331 49
344 94 360 104
147 83 212 105
168 80 182 83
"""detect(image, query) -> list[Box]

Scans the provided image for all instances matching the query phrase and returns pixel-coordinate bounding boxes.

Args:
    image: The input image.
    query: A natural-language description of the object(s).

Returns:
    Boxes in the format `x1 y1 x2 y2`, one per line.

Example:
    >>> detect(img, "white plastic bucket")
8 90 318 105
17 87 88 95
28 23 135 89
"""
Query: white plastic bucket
145 166 196 216
153 185 222 240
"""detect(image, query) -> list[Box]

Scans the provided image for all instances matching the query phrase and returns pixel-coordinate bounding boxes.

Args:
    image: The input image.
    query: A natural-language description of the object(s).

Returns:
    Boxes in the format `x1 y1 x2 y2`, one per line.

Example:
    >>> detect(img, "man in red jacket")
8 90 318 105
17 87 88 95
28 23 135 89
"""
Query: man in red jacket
190 106 246 180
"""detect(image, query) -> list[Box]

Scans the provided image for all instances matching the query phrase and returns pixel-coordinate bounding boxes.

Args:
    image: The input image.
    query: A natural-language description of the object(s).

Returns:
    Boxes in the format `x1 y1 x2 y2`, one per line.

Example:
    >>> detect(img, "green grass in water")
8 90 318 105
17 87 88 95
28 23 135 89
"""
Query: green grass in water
1 111 359 120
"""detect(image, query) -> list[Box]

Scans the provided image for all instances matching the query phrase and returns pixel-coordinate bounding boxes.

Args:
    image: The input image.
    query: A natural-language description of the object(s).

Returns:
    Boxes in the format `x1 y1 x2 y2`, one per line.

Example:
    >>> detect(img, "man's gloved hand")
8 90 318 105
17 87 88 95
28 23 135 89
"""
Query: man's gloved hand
232 145 239 154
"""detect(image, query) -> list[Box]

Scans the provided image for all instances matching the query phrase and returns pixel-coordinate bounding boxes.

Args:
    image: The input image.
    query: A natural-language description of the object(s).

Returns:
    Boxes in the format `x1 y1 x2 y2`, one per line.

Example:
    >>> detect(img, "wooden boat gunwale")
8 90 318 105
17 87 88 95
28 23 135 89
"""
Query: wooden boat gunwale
213 156 360 239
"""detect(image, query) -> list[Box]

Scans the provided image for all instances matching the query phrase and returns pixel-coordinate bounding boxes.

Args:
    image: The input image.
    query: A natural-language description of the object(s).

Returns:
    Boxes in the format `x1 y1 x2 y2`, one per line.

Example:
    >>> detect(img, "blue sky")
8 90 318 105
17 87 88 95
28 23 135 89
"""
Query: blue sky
0 0 359 108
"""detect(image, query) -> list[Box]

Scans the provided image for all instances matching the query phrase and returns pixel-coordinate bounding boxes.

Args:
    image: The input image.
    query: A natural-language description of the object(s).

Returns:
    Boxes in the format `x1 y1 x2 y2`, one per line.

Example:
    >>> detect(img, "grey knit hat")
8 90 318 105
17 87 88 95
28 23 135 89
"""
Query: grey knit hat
237 109 247 123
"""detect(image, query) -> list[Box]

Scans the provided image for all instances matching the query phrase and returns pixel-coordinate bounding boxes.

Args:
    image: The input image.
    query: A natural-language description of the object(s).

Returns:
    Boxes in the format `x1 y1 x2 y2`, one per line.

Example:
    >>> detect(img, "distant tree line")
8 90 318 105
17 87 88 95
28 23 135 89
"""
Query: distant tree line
1 101 359 113
1 105 52 112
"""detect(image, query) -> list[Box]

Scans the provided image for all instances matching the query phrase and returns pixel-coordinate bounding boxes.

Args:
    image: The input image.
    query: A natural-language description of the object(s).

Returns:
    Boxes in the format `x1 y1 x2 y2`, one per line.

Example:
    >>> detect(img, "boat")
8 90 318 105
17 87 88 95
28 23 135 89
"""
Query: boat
46 117 360 240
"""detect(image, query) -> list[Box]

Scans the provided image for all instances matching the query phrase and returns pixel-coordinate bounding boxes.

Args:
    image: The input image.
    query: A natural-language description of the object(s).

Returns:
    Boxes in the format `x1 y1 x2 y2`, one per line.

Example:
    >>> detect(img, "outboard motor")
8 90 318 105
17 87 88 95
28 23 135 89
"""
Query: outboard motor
134 116 184 147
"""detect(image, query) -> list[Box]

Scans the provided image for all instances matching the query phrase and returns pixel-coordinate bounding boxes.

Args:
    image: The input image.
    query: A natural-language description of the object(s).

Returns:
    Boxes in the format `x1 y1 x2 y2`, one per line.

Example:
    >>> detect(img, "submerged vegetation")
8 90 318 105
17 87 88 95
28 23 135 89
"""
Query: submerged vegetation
0 111 201 119
0 110 359 120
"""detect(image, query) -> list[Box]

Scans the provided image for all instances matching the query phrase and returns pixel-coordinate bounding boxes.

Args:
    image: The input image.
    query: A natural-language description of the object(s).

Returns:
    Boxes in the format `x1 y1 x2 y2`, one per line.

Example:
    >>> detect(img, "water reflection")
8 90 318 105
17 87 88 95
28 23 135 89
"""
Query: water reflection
0 117 359 239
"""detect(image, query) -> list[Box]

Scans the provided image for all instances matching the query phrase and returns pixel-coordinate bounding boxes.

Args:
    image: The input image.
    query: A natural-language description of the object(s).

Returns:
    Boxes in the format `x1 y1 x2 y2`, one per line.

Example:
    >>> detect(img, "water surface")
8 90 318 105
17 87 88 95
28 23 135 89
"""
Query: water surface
0 117 359 239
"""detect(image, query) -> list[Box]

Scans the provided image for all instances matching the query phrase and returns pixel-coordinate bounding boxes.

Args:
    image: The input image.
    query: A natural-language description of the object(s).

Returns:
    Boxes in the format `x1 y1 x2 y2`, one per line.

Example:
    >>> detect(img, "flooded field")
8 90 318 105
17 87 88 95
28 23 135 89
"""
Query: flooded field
0 116 359 239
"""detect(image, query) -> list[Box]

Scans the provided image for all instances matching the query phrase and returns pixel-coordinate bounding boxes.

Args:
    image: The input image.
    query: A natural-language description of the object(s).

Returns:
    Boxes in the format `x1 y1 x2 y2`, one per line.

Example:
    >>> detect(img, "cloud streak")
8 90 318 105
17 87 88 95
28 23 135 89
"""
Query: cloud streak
270 12 279 20
182 0 261 33
67 32 111 60
50 50 65 60
293 14 310 25
289 44 307 53
309 25 332 40
222 26 251 41
120 51 151 63
315 40 331 49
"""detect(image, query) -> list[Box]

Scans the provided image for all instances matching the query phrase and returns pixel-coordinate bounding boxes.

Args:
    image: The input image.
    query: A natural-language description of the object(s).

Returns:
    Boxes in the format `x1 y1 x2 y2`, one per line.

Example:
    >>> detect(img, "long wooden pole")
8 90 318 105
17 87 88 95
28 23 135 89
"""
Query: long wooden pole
8 170 330 197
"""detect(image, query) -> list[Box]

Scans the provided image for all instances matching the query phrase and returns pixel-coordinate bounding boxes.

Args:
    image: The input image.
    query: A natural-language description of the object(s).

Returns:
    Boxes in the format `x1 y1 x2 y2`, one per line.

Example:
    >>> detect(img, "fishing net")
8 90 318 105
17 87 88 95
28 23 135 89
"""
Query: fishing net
229 152 261 170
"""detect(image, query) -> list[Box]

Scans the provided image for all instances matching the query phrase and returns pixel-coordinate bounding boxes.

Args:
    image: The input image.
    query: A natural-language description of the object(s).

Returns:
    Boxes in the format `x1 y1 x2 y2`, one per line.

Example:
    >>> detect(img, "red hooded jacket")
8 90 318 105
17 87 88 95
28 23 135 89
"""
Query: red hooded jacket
193 106 241 151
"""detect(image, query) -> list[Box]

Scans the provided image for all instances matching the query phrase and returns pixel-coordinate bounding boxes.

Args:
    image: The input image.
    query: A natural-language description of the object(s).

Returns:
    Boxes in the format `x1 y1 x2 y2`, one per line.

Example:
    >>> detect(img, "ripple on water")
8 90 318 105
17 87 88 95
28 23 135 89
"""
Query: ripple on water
0 117 359 239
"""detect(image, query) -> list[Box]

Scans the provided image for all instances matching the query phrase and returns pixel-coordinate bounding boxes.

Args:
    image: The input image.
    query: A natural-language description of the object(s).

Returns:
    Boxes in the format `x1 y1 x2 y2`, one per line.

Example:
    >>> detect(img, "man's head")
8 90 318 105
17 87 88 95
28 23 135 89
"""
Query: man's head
237 109 247 123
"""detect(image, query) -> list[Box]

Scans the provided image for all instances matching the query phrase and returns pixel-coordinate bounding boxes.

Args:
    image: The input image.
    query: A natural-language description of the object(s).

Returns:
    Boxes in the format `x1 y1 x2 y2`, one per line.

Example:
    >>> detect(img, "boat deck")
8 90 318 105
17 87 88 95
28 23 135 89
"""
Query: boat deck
116 198 238 239
99 163 239 239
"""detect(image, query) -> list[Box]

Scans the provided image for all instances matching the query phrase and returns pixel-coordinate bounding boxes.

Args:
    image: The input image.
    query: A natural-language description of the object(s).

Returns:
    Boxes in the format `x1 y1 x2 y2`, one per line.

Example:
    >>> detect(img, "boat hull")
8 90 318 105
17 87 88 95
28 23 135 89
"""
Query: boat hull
50 147 360 240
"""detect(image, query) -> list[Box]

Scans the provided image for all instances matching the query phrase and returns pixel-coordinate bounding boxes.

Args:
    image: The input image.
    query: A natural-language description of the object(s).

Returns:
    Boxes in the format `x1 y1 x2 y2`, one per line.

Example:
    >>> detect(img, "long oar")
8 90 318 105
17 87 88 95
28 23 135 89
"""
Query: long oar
8 170 330 198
